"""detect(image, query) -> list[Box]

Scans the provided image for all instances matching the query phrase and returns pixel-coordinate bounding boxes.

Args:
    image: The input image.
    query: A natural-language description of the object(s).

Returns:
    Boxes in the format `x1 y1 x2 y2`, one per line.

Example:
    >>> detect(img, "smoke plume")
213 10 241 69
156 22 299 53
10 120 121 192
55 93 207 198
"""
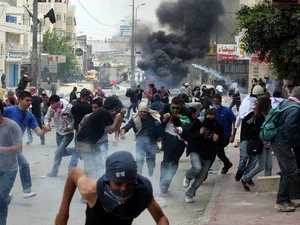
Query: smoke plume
137 0 224 86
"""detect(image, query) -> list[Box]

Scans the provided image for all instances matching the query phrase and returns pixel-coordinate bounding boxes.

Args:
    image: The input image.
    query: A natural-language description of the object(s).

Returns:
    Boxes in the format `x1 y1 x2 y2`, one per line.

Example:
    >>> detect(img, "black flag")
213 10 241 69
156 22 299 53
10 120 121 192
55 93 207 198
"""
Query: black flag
44 8 56 24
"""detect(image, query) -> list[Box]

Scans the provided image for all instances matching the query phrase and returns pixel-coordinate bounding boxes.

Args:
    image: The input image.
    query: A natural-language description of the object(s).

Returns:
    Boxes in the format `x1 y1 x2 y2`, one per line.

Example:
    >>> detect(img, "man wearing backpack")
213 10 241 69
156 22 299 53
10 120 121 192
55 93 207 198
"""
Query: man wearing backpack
270 86 300 212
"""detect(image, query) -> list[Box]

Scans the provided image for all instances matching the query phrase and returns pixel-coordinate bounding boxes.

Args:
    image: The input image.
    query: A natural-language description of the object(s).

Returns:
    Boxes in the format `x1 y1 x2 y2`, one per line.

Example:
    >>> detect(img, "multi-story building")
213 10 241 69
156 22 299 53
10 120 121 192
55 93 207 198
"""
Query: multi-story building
0 0 32 86
0 0 76 87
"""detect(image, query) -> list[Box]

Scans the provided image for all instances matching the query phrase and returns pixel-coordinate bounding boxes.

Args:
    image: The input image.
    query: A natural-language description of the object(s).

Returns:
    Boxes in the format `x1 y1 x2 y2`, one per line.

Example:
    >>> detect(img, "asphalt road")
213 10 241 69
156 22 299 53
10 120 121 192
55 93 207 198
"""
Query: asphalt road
7 81 230 225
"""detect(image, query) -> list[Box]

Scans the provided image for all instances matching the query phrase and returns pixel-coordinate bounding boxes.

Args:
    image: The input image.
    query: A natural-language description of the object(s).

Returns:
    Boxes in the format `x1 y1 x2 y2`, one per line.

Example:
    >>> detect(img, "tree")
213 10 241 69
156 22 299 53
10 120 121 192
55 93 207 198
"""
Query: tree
42 31 77 81
236 0 299 81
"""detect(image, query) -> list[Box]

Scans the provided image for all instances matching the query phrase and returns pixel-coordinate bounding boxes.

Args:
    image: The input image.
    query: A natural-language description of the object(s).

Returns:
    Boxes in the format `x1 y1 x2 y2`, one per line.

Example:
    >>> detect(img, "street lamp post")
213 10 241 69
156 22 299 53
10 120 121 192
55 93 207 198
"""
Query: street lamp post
130 1 145 87
130 0 135 87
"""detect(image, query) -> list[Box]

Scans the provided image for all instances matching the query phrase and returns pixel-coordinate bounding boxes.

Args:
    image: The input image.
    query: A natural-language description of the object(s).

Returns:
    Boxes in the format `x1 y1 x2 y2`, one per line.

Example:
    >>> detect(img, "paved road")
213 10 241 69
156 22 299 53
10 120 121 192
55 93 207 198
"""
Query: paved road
7 82 235 225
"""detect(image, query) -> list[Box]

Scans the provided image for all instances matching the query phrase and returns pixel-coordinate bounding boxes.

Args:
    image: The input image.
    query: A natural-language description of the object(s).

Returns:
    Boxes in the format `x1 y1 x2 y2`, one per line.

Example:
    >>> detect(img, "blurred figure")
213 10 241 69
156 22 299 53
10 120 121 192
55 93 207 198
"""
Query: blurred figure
270 90 284 109
37 84 46 96
1 73 6 88
69 87 78 103
15 74 31 97
228 85 241 112
158 86 170 104
135 84 144 104
125 88 138 119
3 90 18 107
95 87 106 99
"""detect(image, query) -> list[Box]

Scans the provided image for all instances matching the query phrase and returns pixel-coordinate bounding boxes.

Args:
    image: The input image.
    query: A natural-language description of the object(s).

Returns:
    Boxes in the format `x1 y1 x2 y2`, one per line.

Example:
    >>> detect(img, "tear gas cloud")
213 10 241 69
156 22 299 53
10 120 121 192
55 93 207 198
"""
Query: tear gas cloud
136 0 224 87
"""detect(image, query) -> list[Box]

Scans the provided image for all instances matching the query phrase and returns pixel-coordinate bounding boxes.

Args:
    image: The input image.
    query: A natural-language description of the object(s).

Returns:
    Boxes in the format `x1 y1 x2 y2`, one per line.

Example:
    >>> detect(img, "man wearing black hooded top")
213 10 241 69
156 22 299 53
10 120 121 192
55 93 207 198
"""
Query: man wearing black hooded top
183 109 224 203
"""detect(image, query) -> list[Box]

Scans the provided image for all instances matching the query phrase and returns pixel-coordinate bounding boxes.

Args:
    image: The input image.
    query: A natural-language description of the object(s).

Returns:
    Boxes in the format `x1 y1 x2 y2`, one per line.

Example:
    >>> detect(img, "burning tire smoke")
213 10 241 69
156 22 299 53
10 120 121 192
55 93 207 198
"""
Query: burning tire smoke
137 0 224 86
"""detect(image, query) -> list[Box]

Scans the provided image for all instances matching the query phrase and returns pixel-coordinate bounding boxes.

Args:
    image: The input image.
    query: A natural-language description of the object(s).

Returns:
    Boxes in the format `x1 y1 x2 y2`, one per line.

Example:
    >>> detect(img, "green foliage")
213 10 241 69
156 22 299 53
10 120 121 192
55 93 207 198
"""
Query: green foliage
42 31 76 80
236 0 300 81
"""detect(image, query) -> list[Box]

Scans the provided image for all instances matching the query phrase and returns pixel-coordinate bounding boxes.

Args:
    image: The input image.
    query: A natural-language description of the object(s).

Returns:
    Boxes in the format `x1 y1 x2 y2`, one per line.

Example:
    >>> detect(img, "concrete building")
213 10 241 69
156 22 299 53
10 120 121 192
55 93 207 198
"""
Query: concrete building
0 0 32 86
0 0 77 87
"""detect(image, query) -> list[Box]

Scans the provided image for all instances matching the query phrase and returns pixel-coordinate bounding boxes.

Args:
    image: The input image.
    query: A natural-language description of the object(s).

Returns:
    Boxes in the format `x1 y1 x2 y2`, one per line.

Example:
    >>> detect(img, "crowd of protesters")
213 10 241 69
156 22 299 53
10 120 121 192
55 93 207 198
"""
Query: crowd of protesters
1 75 300 225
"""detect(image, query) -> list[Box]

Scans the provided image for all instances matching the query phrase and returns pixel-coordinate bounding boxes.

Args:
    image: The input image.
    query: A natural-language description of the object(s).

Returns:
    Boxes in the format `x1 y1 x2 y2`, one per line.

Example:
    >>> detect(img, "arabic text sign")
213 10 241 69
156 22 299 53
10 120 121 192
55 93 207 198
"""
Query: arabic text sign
217 44 237 60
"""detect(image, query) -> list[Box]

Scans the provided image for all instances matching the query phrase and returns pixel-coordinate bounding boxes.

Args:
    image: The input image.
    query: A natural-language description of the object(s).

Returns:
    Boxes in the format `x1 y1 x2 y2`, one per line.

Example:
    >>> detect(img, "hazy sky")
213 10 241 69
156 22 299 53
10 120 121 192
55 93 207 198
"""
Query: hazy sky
71 0 165 40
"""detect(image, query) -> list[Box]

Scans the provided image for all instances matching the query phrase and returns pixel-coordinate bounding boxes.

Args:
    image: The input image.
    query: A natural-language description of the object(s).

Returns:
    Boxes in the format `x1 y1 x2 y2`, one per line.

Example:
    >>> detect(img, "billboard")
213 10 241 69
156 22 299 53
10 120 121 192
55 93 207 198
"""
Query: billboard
217 44 237 60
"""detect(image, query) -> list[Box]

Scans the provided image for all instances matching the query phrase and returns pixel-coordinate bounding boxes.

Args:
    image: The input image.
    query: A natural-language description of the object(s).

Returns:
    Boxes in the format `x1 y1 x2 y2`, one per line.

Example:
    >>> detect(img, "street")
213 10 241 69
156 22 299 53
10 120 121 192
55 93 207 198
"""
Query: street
7 82 227 225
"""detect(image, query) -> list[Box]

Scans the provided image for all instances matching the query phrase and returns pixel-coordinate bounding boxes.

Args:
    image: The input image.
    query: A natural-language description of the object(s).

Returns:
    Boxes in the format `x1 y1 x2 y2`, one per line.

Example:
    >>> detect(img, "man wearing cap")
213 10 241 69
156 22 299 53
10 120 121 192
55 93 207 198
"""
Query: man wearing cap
55 151 169 225
44 95 78 177
76 96 125 178
120 102 162 176
233 84 265 183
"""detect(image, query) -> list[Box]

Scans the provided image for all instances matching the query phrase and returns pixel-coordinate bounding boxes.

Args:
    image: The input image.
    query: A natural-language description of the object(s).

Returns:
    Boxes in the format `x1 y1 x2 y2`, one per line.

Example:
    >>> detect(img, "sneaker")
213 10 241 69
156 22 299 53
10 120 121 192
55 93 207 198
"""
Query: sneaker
248 179 255 186
235 170 243 181
241 179 250 191
47 172 57 177
221 162 233 174
41 141 45 145
26 141 32 145
183 177 191 188
185 196 194 203
288 201 300 208
23 192 37 199
275 203 295 212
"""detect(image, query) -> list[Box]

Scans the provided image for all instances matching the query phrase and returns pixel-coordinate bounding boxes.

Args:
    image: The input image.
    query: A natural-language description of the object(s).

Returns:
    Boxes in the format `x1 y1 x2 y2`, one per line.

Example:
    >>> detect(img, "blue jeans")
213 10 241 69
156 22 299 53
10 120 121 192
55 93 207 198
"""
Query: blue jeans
237 140 257 175
49 132 78 176
272 143 298 204
17 153 32 193
77 141 104 179
185 152 213 198
0 170 17 225
243 147 273 182
135 136 156 175
97 141 108 177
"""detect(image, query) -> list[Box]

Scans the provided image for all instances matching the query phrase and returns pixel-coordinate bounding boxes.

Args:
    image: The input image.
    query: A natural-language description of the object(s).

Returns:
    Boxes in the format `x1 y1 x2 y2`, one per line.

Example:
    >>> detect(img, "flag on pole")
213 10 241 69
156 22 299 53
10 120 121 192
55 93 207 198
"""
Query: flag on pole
44 8 56 24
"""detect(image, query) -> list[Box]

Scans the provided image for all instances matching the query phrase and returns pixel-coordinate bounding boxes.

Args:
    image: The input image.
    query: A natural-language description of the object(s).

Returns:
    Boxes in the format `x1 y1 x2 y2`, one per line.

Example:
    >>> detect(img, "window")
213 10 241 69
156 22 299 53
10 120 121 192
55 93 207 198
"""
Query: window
38 0 47 2
55 0 62 2
56 14 61 21
66 17 73 25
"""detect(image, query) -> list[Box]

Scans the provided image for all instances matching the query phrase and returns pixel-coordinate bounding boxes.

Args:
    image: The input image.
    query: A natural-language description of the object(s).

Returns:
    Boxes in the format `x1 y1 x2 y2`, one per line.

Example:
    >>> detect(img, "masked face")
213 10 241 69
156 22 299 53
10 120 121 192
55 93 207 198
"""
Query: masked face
101 182 134 213
212 104 221 110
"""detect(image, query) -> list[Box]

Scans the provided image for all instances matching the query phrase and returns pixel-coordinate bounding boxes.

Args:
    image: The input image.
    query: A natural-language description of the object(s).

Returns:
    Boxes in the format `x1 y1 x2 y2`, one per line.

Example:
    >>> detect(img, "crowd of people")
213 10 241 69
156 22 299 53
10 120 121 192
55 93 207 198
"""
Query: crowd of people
1 76 300 225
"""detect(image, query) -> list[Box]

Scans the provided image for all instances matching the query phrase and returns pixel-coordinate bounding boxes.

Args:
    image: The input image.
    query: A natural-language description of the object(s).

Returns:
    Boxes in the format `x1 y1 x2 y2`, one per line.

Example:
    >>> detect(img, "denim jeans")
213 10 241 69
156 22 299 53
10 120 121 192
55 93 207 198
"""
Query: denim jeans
126 102 138 118
26 118 45 143
243 147 273 182
272 143 298 204
185 152 213 198
77 141 105 179
17 153 32 193
0 170 17 225
49 132 78 176
97 141 108 177
135 136 157 175
237 140 257 175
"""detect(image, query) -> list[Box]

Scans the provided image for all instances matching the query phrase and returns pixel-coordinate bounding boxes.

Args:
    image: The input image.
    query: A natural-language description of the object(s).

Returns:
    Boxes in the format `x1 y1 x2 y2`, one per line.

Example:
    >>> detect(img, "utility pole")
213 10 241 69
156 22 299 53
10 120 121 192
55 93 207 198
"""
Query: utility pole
31 0 38 86
130 0 135 87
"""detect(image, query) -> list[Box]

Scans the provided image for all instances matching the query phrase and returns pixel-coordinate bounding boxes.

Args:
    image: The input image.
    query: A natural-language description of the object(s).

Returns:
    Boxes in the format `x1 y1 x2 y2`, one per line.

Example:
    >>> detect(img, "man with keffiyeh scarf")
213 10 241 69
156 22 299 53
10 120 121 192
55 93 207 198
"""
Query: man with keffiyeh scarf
159 97 192 194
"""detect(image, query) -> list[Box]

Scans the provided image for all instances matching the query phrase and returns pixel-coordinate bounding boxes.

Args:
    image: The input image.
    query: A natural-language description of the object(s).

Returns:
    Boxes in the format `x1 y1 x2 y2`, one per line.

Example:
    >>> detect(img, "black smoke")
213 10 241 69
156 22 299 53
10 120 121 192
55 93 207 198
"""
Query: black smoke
136 0 224 86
